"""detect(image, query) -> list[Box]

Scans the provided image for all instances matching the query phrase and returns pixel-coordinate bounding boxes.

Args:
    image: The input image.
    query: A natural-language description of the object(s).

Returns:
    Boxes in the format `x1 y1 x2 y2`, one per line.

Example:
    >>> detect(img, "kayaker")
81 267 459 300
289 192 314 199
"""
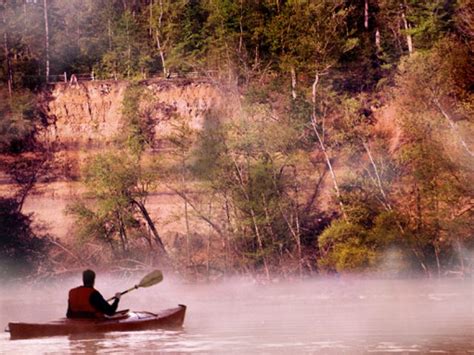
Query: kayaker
66 269 121 318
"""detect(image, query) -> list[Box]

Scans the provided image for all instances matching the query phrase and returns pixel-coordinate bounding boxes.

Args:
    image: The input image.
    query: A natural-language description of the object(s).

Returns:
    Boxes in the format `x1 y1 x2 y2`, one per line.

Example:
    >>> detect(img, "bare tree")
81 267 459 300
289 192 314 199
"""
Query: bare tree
1 2 13 97
43 0 50 82
400 3 413 55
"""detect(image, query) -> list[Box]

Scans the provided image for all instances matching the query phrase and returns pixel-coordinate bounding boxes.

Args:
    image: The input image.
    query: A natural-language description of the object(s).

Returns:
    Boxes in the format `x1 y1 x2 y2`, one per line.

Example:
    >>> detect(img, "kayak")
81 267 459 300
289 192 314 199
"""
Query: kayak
7 304 186 340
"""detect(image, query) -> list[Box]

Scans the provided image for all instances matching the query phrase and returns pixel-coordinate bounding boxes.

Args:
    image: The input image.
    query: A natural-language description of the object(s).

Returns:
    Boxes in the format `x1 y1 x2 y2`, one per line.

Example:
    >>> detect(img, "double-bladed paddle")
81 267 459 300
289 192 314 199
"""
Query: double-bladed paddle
107 270 163 302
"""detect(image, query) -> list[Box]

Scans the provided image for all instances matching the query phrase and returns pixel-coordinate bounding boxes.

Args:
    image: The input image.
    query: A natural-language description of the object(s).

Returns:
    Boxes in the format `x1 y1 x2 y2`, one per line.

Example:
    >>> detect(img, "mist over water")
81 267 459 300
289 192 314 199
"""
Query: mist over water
1 275 473 353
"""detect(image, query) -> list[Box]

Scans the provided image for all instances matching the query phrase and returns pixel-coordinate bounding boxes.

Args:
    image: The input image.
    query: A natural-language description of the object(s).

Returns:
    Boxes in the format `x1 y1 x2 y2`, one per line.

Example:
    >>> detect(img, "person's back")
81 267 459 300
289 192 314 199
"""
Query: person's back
67 269 120 319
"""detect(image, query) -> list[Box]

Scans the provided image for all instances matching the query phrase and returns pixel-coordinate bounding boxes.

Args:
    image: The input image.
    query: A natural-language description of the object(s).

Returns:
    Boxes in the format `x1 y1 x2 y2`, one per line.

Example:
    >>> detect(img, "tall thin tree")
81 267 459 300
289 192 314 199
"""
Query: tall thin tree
2 3 13 97
43 0 50 82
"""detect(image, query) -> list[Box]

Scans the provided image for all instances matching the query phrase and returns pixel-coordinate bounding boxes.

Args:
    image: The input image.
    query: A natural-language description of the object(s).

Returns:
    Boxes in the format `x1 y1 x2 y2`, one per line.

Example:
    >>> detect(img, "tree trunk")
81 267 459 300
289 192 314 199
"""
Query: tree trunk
253 44 260 71
363 142 430 275
2 9 13 98
132 199 167 255
434 99 474 158
433 192 442 278
364 0 369 30
311 73 319 116
170 186 227 241
206 201 212 280
312 131 344 220
155 0 167 77
311 73 347 221
456 239 465 273
108 19 112 51
363 141 392 210
375 28 381 53
291 67 297 100
292 167 302 278
181 157 191 266
278 202 303 277
262 194 278 260
126 20 131 77
117 213 128 253
155 30 167 77
224 193 232 274
149 0 153 36
43 0 50 82
401 10 413 55
238 0 244 54
231 157 270 280
249 207 270 280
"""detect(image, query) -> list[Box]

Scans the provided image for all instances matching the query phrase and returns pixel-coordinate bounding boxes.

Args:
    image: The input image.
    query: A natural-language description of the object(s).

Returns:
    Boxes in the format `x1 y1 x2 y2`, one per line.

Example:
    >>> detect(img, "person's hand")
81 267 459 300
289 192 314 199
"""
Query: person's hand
114 292 122 300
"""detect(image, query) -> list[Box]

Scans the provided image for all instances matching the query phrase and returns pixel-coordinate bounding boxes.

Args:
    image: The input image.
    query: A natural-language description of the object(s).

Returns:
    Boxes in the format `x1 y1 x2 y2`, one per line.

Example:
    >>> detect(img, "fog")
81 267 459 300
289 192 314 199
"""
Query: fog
1 275 473 353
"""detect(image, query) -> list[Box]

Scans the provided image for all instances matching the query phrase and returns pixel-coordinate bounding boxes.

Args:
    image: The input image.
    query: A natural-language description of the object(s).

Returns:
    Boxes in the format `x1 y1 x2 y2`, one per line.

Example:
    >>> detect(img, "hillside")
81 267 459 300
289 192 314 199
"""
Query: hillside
1 0 472 280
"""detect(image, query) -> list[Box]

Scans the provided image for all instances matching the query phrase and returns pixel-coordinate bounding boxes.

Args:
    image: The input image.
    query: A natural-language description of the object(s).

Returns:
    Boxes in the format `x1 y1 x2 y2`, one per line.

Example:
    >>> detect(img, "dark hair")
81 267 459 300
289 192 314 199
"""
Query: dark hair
82 269 96 287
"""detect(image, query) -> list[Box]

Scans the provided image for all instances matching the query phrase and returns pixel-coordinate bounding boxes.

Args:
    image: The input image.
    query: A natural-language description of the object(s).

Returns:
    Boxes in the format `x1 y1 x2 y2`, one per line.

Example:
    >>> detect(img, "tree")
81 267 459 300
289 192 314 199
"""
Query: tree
43 0 50 82
99 10 153 79
166 115 197 267
149 0 187 77
0 198 47 279
68 152 167 258
390 38 474 276
185 101 318 278
158 0 208 73
69 83 168 262
268 1 356 96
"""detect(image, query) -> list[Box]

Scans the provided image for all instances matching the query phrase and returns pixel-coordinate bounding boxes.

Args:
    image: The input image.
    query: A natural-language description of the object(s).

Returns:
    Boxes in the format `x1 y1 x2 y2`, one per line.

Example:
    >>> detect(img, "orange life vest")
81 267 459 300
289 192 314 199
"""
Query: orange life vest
68 286 102 317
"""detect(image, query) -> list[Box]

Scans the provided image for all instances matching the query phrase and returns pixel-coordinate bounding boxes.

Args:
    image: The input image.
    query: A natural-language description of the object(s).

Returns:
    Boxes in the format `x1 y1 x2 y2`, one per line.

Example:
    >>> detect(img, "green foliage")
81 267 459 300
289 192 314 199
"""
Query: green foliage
267 0 356 74
405 0 457 49
187 106 309 271
120 84 153 156
0 198 47 278
84 153 142 203
369 211 406 248
66 202 110 245
67 151 162 256
389 37 474 274
318 210 416 273
318 220 376 272
165 0 208 72
100 10 154 79
0 89 38 152
1 0 465 87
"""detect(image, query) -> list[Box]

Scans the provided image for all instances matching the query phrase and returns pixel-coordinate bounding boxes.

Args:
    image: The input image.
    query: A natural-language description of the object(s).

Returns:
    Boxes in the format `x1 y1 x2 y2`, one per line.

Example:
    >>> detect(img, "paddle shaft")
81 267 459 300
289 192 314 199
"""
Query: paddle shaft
106 270 163 302
107 285 138 302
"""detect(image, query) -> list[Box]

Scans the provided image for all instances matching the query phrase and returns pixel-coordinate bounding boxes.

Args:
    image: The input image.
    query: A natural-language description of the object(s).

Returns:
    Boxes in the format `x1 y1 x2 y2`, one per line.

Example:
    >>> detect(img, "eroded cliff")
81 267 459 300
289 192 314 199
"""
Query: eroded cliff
3 79 229 242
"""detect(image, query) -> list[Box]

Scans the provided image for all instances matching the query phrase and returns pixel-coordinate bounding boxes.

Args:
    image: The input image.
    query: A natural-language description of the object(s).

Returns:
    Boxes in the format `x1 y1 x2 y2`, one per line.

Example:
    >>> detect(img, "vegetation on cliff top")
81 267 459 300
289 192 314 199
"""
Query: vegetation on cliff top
0 0 473 279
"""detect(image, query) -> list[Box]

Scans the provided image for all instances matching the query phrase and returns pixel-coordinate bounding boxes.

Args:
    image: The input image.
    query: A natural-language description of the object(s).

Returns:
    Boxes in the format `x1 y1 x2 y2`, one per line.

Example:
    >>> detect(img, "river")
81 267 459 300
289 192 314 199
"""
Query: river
1 276 473 354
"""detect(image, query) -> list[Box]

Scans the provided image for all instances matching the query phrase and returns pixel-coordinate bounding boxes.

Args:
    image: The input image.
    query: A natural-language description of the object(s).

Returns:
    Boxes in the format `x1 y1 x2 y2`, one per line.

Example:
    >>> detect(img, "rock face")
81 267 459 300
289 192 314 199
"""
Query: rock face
45 81 128 148
44 79 224 149
7 79 228 241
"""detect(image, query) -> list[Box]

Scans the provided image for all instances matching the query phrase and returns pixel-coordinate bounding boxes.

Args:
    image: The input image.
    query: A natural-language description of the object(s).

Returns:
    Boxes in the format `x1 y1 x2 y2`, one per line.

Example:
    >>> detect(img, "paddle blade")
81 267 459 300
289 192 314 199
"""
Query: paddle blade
138 270 163 288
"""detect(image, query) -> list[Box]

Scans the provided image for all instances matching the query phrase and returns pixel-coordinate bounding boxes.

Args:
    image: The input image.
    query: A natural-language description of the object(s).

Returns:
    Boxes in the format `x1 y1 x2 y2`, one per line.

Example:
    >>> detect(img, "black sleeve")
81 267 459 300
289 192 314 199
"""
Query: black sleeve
66 301 72 318
89 291 119 316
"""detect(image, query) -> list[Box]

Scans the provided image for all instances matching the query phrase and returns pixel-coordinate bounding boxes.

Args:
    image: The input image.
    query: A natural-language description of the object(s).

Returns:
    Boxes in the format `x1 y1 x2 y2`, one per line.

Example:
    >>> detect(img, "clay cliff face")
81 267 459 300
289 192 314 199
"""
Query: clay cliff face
44 79 224 148
8 79 228 242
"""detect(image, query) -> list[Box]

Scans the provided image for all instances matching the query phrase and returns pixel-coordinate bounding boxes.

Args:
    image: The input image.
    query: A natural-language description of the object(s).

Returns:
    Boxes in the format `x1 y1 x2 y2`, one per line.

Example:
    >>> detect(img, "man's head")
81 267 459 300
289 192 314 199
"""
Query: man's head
82 269 95 287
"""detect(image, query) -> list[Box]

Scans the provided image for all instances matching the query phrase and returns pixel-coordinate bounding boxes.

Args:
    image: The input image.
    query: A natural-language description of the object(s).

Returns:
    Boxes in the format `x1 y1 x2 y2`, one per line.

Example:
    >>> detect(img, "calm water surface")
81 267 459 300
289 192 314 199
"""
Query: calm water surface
1 277 473 354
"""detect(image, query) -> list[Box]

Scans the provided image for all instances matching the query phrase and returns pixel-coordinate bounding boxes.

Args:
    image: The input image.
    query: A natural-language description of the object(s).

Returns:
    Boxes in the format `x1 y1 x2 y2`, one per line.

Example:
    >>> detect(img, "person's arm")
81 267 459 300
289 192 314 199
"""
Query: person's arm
66 301 73 318
89 291 120 316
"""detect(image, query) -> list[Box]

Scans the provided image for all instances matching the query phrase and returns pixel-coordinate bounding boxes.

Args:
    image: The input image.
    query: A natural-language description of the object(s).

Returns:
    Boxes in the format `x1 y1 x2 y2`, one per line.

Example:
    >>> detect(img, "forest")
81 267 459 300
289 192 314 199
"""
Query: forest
0 0 473 280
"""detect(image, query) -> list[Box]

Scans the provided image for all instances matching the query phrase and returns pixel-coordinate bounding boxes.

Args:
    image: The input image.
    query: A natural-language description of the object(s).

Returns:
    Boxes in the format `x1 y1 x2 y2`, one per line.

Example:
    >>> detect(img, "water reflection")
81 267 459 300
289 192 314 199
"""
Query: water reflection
68 333 106 353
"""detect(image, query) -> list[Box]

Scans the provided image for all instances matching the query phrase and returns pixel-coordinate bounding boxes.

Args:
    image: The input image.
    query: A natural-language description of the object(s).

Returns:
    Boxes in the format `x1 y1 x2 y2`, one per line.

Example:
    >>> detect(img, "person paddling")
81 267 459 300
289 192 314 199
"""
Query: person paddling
66 269 121 318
